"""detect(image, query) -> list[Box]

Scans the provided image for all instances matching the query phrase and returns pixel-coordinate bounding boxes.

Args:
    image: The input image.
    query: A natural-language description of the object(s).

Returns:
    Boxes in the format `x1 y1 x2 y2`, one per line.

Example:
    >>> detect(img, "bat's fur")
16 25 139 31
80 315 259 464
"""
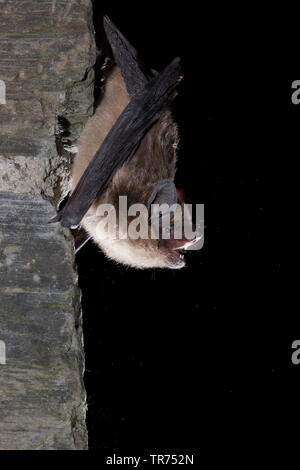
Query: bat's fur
72 66 186 269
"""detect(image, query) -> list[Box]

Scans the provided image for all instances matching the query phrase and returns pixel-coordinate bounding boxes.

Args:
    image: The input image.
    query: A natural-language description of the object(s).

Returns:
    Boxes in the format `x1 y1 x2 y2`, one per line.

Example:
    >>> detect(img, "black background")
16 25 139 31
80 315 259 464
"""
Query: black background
75 1 290 463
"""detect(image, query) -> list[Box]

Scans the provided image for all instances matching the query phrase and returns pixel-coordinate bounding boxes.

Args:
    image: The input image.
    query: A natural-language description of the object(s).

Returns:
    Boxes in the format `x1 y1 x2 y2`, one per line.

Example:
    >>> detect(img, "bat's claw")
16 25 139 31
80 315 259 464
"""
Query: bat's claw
48 214 61 224
48 213 79 230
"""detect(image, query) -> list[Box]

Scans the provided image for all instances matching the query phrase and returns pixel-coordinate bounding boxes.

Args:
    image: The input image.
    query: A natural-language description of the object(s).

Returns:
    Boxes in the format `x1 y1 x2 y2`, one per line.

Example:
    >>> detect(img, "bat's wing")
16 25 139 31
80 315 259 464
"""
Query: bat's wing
103 15 148 96
50 58 183 228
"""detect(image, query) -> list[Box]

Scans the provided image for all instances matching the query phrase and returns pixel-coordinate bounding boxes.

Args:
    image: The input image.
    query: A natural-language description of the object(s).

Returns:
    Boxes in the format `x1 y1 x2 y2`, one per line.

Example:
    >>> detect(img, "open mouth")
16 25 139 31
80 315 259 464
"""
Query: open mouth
169 248 186 269
173 248 185 261
174 234 203 253
168 234 203 268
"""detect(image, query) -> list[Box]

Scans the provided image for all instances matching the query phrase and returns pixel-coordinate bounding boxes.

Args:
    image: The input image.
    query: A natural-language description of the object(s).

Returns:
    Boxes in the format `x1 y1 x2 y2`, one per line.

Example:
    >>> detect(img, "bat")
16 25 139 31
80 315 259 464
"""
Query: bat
51 16 201 269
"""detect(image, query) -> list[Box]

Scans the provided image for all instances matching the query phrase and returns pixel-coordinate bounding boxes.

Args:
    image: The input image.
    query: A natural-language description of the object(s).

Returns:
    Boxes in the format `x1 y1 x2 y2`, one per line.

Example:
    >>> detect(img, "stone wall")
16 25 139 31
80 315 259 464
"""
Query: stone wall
0 0 96 449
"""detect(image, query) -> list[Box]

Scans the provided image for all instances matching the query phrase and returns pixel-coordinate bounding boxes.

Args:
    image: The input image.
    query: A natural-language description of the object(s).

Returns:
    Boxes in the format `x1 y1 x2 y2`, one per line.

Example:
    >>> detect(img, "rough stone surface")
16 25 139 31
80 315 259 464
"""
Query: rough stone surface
0 193 86 449
0 0 96 450
0 0 95 203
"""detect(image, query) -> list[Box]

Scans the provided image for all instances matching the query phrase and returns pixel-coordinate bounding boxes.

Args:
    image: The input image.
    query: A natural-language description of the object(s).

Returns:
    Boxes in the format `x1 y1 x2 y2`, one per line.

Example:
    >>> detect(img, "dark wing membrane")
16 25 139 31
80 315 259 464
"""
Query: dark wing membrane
50 58 183 229
103 15 148 96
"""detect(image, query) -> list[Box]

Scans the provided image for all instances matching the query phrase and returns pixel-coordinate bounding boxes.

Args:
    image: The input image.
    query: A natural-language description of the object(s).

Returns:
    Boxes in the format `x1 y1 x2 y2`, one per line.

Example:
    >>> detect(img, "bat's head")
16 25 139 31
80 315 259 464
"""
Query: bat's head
88 207 200 270
83 181 202 270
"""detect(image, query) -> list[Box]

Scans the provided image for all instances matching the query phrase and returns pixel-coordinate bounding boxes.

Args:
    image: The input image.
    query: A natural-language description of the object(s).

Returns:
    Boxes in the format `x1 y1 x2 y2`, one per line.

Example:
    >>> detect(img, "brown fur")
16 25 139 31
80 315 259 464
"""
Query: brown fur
72 66 184 269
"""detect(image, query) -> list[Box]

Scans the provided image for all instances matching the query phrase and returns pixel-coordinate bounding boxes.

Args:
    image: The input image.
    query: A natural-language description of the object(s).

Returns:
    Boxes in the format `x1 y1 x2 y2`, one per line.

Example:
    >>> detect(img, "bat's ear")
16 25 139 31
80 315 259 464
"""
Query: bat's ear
147 179 177 217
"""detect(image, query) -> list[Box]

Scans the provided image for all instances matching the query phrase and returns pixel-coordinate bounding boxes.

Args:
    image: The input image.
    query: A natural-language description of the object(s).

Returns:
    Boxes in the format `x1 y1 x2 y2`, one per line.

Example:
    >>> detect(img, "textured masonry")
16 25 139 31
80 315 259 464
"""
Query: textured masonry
0 0 96 449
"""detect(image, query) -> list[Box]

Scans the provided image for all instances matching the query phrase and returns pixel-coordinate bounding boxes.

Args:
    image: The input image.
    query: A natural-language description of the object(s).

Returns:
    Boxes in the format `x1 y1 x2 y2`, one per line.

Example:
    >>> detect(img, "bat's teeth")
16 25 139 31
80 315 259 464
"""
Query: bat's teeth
182 235 203 251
